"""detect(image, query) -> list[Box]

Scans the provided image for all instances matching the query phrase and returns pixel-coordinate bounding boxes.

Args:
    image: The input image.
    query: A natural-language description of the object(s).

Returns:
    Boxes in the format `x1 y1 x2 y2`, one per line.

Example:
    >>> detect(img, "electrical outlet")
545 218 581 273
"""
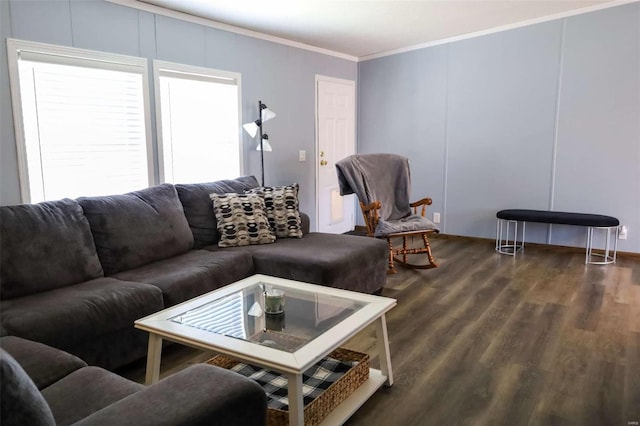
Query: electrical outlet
298 150 306 162
433 212 441 224
619 225 628 240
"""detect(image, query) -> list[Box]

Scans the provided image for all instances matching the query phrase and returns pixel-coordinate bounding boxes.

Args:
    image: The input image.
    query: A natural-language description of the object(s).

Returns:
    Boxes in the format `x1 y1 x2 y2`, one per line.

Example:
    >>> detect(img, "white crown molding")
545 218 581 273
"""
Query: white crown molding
105 0 359 62
360 0 639 61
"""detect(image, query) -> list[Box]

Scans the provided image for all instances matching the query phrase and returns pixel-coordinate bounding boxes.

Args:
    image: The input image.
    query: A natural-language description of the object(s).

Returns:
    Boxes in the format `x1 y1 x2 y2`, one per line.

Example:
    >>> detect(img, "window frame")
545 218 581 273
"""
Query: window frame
6 38 154 203
152 60 243 184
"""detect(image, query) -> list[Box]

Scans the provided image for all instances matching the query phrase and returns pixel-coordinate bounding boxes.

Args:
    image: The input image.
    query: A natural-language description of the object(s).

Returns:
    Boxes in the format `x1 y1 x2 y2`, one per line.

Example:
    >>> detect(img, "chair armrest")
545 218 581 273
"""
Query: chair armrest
410 198 433 217
74 364 267 426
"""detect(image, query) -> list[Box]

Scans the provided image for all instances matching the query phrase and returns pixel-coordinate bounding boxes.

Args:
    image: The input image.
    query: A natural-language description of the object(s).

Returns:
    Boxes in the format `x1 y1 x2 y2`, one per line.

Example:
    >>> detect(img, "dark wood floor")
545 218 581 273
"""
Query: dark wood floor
120 236 640 426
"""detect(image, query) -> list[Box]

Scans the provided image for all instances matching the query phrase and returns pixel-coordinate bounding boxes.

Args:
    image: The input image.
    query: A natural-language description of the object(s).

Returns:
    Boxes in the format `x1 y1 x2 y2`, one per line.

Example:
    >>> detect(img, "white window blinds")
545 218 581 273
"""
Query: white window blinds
9 40 152 203
155 62 241 184
171 293 247 339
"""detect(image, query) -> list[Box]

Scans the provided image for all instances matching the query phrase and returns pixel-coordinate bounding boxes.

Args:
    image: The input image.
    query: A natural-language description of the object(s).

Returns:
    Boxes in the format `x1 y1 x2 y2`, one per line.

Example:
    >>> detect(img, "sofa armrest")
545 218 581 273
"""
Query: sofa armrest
74 364 267 426
0 336 87 390
300 212 310 235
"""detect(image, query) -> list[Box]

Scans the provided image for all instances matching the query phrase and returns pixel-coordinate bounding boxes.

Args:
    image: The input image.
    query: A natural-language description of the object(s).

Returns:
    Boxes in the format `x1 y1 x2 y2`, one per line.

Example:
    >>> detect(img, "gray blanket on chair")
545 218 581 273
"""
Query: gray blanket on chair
336 153 439 237
335 153 411 221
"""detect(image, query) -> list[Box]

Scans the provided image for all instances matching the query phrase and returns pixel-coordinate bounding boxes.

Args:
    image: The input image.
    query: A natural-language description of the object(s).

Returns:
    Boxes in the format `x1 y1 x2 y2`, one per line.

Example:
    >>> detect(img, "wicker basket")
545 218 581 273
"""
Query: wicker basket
207 347 370 426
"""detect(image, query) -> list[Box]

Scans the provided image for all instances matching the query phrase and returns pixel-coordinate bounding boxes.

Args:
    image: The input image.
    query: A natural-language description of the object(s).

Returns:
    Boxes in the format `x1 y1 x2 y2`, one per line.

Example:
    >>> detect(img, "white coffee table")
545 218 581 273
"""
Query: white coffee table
135 274 396 426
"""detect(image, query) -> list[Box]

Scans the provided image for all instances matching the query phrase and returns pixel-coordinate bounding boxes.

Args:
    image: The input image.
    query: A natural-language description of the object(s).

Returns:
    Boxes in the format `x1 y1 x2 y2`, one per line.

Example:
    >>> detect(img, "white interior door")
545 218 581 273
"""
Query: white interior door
316 76 356 234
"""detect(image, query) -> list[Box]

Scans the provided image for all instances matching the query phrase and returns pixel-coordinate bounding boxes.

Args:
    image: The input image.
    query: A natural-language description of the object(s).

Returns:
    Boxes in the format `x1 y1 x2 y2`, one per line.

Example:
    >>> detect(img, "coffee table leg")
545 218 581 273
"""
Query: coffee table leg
376 314 393 386
145 333 163 385
286 372 304 426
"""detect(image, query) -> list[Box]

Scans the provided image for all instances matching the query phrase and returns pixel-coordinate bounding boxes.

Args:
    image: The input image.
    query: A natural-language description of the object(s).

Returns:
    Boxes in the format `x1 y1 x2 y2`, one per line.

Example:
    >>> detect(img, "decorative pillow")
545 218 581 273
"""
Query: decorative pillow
246 183 303 238
210 193 275 247
176 176 260 248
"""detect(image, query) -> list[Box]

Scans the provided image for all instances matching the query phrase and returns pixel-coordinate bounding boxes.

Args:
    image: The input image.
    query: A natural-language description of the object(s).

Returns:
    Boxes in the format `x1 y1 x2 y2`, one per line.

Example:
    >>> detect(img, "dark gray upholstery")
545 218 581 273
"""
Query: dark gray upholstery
2 337 266 426
0 336 87 389
206 232 388 294
0 349 56 426
113 249 254 307
299 212 310 235
175 176 260 248
0 199 103 299
42 367 143 426
1 177 386 375
75 365 267 426
0 277 163 351
78 184 194 275
65 326 151 371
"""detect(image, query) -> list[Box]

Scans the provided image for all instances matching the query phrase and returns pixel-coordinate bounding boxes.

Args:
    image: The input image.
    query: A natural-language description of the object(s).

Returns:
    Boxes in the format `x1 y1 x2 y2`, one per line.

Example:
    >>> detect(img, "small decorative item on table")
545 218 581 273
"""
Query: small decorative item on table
264 288 285 314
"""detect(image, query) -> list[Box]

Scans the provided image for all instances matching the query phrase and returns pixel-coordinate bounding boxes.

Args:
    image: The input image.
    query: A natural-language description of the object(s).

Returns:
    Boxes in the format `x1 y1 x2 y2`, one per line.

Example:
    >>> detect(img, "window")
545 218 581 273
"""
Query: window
7 39 152 203
154 61 242 184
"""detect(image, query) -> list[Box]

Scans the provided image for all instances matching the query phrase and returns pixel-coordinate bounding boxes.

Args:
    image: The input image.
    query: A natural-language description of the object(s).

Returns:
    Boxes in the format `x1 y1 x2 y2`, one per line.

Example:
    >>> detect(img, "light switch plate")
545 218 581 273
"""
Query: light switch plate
299 150 306 162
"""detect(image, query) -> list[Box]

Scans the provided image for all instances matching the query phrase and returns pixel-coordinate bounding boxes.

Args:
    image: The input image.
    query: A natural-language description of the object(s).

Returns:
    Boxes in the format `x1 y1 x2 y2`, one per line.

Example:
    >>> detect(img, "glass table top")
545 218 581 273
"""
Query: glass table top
169 282 368 353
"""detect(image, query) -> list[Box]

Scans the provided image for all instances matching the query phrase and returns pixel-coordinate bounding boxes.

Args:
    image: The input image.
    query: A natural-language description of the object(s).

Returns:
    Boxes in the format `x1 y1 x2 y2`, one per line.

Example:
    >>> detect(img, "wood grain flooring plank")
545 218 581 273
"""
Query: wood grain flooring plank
479 302 546 368
572 281 605 331
517 303 567 371
629 284 640 333
579 358 625 426
624 332 640 425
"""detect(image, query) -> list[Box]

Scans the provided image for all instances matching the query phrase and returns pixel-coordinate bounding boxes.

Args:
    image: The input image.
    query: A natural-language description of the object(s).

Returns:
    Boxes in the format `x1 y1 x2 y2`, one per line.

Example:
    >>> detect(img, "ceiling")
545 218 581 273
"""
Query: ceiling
138 0 621 59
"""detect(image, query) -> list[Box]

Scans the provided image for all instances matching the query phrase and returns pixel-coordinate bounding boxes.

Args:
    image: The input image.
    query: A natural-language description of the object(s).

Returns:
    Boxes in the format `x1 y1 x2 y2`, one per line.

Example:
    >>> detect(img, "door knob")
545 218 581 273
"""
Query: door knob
320 160 328 166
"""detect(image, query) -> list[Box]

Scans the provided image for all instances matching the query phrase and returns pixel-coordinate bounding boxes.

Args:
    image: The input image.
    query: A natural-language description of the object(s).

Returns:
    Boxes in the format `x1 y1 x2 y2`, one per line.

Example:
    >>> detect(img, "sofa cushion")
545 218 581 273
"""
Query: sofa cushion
113 250 254 307
175 176 260 248
42 367 143 426
205 232 388 294
0 277 164 350
0 336 87 390
246 183 303 238
64 326 149 372
210 193 275 248
0 349 55 426
0 199 103 299
78 184 194 275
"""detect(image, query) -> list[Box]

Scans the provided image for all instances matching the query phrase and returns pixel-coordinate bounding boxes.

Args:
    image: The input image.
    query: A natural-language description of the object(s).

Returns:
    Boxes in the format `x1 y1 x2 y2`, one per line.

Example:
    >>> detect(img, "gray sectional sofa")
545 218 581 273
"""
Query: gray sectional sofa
0 176 387 371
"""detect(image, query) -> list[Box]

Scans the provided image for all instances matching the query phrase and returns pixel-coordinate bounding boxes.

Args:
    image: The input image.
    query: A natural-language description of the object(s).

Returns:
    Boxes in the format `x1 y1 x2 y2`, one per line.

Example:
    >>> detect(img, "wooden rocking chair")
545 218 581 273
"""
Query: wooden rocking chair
336 153 439 274
360 198 438 274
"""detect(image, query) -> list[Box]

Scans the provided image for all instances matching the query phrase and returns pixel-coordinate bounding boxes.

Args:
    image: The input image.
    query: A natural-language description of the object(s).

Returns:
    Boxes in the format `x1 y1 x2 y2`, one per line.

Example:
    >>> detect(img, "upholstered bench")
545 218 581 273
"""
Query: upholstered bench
495 209 620 265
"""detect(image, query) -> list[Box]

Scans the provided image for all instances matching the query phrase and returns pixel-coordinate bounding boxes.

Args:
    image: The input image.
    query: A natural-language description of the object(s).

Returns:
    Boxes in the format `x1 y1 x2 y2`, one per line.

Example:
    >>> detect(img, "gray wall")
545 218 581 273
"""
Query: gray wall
0 0 357 230
359 3 640 253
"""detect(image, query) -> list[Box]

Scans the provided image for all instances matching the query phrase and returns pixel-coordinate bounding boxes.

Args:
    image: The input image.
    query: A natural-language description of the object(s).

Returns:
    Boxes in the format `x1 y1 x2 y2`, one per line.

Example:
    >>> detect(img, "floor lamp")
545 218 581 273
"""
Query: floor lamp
243 100 276 186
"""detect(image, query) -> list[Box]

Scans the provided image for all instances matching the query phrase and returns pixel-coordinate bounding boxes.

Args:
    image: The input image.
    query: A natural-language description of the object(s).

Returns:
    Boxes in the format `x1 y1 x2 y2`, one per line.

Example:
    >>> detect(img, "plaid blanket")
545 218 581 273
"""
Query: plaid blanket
231 357 356 410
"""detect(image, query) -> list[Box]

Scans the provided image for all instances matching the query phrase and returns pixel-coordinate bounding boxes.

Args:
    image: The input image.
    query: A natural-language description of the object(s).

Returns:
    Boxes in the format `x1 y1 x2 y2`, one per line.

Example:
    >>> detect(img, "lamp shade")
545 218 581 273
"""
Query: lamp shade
242 122 259 138
256 135 272 152
261 108 276 122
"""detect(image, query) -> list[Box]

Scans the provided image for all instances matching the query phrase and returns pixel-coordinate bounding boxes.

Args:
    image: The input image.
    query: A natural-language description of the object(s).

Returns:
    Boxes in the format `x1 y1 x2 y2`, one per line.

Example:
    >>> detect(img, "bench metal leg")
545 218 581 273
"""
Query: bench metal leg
585 226 618 265
496 219 525 256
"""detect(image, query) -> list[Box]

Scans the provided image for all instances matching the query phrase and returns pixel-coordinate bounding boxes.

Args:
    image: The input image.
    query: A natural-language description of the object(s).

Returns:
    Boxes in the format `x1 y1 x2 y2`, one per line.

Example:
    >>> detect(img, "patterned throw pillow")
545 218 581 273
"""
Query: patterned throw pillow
246 183 302 238
210 193 275 247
